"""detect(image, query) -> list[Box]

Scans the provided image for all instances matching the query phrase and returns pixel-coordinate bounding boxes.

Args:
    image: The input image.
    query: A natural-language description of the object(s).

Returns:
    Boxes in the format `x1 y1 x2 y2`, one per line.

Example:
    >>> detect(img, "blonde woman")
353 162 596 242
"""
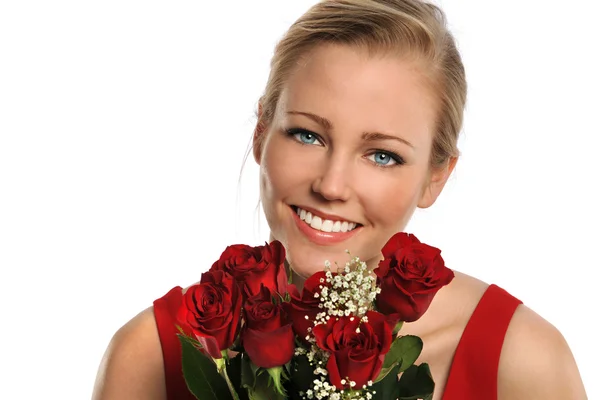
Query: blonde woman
93 1 587 399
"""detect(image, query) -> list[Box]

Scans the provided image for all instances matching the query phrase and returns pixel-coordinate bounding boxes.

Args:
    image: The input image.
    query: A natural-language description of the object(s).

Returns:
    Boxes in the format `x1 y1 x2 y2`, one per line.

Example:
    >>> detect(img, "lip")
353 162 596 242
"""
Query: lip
290 206 361 246
293 205 359 225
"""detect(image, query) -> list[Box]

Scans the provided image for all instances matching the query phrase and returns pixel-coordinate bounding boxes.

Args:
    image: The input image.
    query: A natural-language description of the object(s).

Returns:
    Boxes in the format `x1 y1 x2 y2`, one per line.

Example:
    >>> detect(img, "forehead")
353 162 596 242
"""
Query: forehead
278 44 437 147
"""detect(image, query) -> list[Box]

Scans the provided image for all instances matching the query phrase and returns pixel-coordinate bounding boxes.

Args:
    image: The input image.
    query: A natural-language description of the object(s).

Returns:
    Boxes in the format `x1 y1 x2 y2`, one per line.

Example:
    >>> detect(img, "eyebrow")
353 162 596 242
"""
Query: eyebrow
287 111 332 130
361 131 414 149
286 110 415 148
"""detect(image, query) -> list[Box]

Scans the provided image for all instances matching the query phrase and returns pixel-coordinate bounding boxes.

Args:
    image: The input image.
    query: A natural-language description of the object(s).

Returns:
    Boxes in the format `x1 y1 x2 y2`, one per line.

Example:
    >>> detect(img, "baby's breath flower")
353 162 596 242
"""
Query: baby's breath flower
295 347 307 356
300 251 383 400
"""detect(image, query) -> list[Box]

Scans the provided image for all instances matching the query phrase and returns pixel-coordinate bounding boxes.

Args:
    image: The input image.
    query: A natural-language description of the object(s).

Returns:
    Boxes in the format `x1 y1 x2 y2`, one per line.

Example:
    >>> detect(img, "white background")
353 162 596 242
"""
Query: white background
1 1 598 398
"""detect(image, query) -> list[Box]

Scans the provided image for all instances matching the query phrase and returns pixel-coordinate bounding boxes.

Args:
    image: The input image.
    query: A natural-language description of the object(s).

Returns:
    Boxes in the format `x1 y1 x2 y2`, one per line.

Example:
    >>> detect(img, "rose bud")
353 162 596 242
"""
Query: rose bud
210 241 288 298
241 285 295 368
312 311 393 390
374 232 454 322
282 271 334 342
176 270 242 359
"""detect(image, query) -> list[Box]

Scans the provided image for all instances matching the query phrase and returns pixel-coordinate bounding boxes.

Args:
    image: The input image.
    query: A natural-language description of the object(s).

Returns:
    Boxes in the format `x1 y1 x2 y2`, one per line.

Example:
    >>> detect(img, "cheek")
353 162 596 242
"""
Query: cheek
260 136 314 200
358 168 426 229
260 148 291 201
259 136 304 227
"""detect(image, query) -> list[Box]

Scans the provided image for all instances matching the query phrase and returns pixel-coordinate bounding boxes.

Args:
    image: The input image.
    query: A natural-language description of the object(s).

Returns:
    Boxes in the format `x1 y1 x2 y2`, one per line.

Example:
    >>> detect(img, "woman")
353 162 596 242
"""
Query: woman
92 0 587 398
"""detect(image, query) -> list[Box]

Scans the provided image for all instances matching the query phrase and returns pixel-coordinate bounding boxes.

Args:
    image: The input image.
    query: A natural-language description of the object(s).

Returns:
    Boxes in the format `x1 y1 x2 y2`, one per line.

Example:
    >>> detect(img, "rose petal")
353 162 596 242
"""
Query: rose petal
242 324 295 368
326 352 345 389
197 335 222 360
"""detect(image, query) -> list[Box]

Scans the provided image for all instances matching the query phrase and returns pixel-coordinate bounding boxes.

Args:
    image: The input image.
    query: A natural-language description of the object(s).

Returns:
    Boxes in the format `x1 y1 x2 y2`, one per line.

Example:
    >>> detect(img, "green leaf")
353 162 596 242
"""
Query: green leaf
226 354 250 400
283 360 292 376
397 363 435 400
285 355 314 400
370 363 401 400
176 326 202 347
249 360 260 377
178 334 234 400
385 335 423 370
240 354 256 391
375 335 423 382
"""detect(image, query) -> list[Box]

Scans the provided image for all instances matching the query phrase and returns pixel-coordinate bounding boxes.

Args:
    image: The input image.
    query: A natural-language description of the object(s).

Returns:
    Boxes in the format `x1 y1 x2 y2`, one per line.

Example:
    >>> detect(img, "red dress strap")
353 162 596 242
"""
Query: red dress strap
153 286 197 400
442 284 522 399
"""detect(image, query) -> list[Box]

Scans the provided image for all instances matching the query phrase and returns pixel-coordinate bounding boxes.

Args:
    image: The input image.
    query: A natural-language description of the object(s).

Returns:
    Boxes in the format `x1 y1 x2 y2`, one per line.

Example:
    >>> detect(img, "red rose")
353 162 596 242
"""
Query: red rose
211 241 288 297
312 311 393 390
374 232 454 322
240 285 295 368
282 271 334 341
176 270 242 359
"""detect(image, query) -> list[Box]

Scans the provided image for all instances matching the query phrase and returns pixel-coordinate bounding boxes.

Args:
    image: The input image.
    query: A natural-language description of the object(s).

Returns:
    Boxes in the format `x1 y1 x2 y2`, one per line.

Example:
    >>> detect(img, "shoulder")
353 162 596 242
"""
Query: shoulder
439 274 587 398
92 306 166 400
498 303 587 399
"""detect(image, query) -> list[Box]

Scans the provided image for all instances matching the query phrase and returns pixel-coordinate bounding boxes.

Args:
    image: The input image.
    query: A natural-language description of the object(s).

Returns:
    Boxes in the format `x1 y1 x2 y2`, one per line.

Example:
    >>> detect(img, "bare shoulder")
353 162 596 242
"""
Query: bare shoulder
92 307 166 400
498 304 587 399
432 270 489 324
447 270 489 306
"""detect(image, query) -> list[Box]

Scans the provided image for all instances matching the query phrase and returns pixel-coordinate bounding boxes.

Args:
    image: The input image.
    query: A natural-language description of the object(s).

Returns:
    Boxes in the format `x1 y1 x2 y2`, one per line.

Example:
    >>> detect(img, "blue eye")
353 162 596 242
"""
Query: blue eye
286 128 320 145
298 131 317 144
367 151 405 167
372 152 394 165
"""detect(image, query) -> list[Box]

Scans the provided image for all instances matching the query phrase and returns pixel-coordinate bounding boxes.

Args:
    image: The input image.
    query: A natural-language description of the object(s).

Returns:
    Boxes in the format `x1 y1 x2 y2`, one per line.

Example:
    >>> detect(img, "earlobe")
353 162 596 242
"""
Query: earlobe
417 157 458 209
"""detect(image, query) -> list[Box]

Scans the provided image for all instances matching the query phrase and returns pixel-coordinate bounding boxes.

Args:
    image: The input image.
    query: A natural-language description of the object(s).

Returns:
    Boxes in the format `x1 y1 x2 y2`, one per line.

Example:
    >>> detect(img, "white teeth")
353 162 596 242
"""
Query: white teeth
341 221 349 232
295 206 358 233
332 221 341 232
310 216 322 230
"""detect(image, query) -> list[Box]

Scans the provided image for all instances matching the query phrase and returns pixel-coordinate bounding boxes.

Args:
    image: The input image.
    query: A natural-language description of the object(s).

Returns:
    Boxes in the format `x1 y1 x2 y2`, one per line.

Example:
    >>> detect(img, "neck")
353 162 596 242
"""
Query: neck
287 259 307 290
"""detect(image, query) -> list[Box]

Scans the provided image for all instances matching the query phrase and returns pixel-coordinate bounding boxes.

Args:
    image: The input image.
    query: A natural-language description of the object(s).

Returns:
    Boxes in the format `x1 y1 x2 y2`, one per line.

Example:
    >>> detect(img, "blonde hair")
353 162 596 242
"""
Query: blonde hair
256 0 467 167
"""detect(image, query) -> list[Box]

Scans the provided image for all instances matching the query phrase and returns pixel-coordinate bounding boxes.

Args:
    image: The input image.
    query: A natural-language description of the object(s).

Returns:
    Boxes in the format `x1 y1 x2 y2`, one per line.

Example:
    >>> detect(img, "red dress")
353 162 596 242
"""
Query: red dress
153 284 521 399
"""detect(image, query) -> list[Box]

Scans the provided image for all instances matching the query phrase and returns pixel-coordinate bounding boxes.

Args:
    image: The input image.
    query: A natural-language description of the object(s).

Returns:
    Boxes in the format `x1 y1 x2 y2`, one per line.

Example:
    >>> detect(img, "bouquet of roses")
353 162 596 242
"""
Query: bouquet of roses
176 232 454 400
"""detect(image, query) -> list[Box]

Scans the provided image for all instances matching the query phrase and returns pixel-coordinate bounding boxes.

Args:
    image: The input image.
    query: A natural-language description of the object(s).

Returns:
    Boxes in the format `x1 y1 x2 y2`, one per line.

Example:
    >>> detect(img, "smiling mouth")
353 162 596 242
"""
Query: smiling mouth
291 206 361 233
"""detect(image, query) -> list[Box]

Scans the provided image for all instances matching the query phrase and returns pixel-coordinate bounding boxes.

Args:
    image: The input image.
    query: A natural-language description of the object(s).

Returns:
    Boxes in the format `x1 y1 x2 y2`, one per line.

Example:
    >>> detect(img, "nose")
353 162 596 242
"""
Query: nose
311 156 352 202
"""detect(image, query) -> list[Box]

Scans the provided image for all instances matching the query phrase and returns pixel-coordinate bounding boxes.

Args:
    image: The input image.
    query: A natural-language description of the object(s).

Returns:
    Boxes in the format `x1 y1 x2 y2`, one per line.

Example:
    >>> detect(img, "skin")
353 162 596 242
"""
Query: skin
92 44 587 399
254 44 450 283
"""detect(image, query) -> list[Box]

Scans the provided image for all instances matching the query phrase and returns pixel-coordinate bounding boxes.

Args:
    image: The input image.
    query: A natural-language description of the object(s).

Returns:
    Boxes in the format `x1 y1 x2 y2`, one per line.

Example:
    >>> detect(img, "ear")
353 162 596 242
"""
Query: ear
252 102 267 164
417 156 458 209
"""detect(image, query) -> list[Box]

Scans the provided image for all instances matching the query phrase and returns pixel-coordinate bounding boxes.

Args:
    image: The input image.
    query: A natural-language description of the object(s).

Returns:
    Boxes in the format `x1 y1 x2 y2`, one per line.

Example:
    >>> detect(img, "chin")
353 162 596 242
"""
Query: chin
285 242 356 278
286 247 329 278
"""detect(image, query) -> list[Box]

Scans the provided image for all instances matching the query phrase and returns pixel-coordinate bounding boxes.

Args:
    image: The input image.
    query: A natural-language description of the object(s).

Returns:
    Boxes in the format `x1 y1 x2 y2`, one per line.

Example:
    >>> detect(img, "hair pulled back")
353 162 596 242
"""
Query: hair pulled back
256 0 467 167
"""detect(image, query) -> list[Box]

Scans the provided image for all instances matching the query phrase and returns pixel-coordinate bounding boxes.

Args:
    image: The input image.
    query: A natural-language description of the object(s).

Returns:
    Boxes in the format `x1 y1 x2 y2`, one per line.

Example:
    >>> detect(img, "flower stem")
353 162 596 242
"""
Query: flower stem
221 366 240 400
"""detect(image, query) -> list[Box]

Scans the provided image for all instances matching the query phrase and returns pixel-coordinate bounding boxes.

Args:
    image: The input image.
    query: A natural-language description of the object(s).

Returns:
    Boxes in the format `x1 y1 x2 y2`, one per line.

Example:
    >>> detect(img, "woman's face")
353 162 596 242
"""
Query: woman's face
255 44 454 279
